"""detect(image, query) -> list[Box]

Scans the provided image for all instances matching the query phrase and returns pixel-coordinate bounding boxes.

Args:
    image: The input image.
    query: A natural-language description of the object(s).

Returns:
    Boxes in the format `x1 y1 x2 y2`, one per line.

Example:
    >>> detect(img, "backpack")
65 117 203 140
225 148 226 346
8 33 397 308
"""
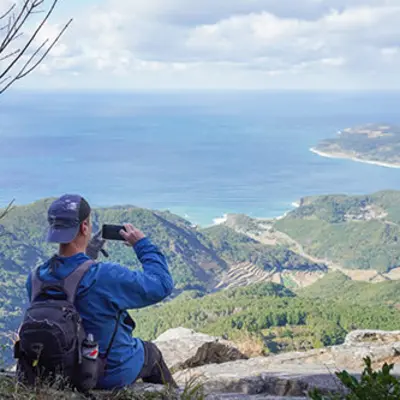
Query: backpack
14 259 105 393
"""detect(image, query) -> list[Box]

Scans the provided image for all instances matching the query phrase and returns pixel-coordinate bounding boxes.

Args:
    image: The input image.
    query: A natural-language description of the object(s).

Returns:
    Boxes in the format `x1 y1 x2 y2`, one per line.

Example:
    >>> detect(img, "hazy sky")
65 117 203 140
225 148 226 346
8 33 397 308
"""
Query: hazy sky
2 0 400 90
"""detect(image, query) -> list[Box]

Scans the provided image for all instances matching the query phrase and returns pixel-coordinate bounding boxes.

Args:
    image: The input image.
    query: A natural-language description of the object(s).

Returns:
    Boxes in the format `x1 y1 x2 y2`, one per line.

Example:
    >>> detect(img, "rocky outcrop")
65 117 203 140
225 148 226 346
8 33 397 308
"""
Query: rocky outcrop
164 328 400 398
2 329 400 399
154 327 248 372
174 356 348 397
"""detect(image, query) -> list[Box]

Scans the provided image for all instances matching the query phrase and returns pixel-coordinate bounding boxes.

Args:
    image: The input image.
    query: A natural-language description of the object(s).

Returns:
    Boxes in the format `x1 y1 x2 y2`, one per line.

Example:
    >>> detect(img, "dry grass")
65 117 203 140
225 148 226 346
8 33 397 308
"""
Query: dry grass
0 375 205 400
233 333 265 358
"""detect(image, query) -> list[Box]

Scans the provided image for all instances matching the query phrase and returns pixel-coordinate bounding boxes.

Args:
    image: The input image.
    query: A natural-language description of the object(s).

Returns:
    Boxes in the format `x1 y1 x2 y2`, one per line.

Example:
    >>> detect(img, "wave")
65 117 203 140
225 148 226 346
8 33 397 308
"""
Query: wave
213 214 228 225
310 148 400 169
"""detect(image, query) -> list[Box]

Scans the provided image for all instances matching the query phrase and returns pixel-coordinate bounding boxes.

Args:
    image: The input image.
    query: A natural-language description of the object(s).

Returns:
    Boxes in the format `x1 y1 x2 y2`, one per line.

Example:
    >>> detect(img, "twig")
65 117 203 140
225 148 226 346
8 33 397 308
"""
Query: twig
0 48 20 62
0 1 32 53
0 199 15 220
0 0 72 94
0 4 15 22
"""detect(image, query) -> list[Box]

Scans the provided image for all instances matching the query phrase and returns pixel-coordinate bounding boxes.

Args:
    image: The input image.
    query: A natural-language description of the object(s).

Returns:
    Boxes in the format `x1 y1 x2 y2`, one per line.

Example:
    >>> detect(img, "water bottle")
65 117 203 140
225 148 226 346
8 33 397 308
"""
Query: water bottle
79 333 100 391
82 334 99 361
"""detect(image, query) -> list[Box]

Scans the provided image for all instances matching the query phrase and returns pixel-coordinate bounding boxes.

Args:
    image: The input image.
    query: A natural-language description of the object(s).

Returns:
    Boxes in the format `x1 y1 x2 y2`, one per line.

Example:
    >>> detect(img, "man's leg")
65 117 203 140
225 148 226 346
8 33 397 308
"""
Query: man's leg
137 341 178 387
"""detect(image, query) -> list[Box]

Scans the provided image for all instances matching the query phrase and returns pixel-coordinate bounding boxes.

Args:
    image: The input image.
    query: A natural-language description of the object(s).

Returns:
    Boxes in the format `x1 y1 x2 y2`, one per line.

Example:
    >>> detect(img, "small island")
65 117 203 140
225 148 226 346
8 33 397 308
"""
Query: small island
311 123 400 168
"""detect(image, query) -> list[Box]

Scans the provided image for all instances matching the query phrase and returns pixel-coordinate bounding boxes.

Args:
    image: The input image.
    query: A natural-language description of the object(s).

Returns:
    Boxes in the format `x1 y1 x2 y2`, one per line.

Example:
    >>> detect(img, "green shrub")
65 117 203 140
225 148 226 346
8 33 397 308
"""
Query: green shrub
309 357 400 400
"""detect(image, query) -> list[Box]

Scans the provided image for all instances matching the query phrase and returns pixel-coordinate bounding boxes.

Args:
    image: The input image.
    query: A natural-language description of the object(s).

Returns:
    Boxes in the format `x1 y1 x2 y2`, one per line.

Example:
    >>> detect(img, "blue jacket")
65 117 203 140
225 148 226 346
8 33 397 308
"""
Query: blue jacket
25 237 174 389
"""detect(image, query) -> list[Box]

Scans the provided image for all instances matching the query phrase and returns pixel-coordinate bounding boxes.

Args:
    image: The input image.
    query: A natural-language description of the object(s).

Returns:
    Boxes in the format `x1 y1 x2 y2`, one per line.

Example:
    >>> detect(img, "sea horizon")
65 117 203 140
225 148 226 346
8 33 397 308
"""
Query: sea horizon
1 90 399 227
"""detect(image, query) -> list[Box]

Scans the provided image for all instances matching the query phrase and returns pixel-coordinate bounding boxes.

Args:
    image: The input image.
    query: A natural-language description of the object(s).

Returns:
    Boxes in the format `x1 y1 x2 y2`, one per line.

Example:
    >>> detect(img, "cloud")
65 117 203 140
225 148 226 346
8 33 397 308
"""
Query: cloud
5 0 400 89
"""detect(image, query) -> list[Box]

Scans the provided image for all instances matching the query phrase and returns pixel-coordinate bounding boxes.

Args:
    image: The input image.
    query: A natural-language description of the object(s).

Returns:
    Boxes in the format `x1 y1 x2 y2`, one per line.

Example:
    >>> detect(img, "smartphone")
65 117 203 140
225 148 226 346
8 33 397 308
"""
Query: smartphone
101 224 126 241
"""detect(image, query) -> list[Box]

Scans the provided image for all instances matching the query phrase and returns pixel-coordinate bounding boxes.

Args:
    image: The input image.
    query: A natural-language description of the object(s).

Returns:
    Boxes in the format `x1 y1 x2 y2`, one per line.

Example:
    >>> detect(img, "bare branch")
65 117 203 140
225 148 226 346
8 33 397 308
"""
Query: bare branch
0 48 20 62
0 199 15 220
0 0 72 94
0 4 15 21
0 1 32 53
19 20 71 77
0 75 11 86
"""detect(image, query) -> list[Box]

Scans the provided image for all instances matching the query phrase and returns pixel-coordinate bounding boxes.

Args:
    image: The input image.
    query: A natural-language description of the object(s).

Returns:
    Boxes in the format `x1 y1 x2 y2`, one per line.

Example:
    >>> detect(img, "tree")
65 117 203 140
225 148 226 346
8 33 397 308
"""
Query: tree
0 0 72 94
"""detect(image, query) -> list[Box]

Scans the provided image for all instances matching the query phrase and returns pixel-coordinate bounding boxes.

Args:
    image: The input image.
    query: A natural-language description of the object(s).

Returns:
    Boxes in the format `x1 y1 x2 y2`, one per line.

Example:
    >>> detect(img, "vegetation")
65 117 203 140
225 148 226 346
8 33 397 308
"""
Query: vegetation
2 192 400 363
203 225 326 272
309 357 400 400
0 373 204 399
314 124 400 166
275 191 400 272
131 279 400 354
300 271 400 306
0 198 327 363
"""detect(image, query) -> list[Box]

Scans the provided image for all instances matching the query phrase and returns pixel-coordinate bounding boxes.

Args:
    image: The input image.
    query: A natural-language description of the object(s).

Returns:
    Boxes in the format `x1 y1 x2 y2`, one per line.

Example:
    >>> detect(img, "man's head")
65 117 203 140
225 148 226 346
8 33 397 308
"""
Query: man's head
47 194 92 252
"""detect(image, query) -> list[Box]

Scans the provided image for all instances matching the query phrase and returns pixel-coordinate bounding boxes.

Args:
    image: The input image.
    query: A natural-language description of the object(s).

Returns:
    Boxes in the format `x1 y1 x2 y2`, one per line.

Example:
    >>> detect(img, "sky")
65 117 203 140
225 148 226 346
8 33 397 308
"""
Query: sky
1 0 400 90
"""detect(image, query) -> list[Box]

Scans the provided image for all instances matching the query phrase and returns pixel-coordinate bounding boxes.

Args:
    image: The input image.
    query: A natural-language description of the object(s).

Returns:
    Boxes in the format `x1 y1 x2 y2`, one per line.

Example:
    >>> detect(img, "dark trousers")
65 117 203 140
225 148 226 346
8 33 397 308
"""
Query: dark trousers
136 341 177 388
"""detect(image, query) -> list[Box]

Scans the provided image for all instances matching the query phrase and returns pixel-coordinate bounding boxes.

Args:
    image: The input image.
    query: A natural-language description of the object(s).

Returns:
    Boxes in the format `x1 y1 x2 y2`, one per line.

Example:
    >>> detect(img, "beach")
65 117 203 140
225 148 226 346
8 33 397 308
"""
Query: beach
310 148 400 169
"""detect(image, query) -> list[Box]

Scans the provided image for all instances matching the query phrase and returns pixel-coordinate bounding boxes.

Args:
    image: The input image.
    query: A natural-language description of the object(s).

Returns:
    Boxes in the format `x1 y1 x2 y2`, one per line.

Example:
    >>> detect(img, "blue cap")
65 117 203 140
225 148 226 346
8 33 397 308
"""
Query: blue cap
47 194 91 244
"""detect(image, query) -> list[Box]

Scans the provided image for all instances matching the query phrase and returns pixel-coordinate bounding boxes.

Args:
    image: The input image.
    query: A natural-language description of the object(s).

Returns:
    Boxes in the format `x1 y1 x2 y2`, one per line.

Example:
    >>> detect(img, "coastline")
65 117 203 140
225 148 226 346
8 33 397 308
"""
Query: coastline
212 201 301 227
310 148 400 169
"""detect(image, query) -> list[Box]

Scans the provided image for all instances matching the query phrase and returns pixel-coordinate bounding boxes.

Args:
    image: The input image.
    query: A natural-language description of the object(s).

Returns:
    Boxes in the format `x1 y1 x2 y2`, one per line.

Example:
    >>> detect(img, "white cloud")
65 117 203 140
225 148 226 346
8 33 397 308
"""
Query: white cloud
5 0 400 89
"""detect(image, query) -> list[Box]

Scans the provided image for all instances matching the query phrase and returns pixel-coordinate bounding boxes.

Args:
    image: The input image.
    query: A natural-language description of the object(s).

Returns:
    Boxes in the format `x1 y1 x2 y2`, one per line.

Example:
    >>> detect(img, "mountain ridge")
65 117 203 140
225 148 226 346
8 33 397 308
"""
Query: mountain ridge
2 191 400 361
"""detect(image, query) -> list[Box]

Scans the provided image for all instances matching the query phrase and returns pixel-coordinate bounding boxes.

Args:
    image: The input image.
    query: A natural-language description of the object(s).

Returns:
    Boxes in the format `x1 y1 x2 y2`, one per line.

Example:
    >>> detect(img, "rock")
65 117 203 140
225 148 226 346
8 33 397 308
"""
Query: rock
206 395 307 400
174 357 349 397
154 328 248 371
173 329 400 397
4 328 400 399
345 330 400 346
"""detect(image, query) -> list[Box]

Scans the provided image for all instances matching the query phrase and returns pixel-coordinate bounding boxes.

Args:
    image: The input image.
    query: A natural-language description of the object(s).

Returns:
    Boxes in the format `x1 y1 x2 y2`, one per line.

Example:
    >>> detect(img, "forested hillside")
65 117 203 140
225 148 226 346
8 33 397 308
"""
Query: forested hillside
132 277 400 354
2 192 400 363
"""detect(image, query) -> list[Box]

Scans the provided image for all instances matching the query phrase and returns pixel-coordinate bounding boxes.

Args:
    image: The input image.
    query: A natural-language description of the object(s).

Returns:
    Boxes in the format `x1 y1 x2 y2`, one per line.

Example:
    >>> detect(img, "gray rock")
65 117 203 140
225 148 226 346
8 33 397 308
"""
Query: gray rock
154 328 248 371
206 395 307 400
345 330 400 346
174 357 349 397
172 329 400 398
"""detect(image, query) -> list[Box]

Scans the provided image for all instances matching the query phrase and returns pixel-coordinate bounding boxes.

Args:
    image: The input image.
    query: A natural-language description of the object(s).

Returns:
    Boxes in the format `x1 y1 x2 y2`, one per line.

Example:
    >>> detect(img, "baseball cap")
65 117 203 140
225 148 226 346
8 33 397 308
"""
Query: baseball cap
47 194 91 244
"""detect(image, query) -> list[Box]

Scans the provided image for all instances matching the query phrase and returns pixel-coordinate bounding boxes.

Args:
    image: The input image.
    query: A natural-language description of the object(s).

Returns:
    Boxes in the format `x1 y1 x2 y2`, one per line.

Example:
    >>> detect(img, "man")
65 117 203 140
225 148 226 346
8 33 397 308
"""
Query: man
25 194 176 389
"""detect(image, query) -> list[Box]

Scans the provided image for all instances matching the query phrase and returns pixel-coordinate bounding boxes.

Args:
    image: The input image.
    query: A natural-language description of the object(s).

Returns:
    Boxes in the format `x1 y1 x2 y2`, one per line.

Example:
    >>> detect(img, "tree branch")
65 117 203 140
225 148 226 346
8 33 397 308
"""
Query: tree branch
0 0 72 94
0 4 15 21
0 199 15 220
0 1 32 53
0 48 20 62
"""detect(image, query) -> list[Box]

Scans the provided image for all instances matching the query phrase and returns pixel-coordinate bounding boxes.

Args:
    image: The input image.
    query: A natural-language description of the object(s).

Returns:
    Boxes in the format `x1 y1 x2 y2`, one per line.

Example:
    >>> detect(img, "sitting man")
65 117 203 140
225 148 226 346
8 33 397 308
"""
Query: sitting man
25 194 176 389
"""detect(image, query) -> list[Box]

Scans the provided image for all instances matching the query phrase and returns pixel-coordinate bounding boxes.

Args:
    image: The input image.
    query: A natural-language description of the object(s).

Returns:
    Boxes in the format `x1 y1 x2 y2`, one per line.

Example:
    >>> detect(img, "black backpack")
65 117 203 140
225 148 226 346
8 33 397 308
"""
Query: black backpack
14 259 105 393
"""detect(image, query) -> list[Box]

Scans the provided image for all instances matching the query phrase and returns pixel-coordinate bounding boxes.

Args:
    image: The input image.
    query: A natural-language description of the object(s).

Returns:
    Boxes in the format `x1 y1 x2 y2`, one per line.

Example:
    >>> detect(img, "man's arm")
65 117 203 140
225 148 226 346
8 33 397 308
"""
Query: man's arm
98 224 174 310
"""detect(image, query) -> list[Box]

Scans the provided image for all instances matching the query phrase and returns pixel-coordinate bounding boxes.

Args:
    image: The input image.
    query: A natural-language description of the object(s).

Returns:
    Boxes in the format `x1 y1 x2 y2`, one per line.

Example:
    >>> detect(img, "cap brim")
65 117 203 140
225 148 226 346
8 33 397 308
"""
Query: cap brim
47 225 80 244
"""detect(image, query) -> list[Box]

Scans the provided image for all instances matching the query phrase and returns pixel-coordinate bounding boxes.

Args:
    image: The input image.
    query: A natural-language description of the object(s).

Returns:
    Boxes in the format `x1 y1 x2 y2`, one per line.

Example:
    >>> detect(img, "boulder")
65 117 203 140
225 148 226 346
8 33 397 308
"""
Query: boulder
4 329 400 399
207 396 306 400
345 330 400 346
173 329 400 397
154 328 248 371
174 357 349 397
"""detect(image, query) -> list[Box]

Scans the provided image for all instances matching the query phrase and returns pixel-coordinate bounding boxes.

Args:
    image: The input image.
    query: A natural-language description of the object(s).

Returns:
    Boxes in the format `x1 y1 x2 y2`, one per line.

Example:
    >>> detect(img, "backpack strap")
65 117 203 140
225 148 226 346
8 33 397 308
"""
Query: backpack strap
63 260 95 303
30 260 95 303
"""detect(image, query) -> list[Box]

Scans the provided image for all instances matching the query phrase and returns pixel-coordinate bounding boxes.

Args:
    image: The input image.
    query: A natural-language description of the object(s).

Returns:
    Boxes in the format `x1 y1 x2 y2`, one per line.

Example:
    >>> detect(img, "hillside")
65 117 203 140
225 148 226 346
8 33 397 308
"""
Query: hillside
131 280 400 354
273 191 400 273
221 191 400 275
3 192 400 363
300 270 400 306
0 198 324 352
311 123 400 167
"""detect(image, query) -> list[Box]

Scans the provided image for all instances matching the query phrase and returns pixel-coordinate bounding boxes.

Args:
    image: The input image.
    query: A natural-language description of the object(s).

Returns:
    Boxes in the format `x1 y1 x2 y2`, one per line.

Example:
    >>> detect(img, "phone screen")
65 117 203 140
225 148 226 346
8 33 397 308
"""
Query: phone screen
101 224 126 241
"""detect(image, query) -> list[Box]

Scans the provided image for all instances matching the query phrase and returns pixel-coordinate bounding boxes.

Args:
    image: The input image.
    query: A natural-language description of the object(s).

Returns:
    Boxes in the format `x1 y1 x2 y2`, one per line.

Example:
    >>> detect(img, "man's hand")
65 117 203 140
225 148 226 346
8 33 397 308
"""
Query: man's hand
120 224 146 246
86 230 109 260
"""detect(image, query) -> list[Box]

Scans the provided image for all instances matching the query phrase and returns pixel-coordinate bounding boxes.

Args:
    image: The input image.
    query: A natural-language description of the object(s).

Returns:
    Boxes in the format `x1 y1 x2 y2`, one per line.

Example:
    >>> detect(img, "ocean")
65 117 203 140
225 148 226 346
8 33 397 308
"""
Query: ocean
0 90 399 226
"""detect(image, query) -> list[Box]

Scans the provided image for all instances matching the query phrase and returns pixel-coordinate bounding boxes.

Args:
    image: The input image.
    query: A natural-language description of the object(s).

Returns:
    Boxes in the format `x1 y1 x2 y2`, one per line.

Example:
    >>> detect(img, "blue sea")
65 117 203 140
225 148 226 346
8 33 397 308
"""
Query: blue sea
0 91 399 226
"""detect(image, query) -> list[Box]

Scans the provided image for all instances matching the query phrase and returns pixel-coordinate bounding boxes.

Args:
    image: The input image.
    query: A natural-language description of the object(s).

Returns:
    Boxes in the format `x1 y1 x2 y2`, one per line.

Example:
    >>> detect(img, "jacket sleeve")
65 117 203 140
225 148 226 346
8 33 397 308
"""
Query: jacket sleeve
97 237 174 310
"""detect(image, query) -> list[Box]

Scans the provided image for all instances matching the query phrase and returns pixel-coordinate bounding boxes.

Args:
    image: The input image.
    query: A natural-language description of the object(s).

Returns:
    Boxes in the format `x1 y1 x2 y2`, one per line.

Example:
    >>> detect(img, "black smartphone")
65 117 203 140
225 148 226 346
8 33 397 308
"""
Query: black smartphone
101 224 126 241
